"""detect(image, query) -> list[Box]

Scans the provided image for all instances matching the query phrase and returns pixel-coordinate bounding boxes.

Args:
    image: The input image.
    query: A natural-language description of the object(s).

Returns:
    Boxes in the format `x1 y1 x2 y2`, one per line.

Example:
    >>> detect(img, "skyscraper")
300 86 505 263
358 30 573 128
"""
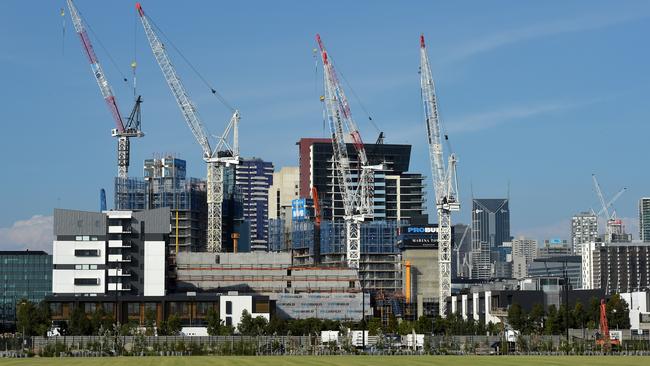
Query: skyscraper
235 158 274 250
640 198 650 242
471 198 510 279
571 212 598 254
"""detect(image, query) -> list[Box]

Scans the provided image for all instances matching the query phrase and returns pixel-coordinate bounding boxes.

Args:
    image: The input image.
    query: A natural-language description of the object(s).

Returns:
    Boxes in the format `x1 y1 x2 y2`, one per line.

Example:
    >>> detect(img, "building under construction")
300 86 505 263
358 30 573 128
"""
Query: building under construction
115 156 208 253
115 156 248 254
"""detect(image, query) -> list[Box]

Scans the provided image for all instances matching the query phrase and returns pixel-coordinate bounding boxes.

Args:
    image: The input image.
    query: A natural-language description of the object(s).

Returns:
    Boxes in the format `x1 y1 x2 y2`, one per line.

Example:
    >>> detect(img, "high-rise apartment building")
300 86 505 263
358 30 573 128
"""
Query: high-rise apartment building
640 198 650 242
508 236 537 279
571 212 598 254
51 208 170 297
235 158 274 250
471 198 510 279
268 167 299 220
582 241 650 293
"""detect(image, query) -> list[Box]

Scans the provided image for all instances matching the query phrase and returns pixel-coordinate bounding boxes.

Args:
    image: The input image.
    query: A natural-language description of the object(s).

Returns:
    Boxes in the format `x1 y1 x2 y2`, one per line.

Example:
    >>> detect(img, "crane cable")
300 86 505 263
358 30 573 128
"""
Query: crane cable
77 7 130 84
329 57 381 134
144 12 236 113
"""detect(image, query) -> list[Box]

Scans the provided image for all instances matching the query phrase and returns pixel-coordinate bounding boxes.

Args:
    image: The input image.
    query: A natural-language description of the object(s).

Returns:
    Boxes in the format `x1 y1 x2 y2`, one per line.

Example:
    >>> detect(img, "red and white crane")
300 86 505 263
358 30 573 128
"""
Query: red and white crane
316 34 382 269
136 3 239 253
66 0 143 179
419 35 460 315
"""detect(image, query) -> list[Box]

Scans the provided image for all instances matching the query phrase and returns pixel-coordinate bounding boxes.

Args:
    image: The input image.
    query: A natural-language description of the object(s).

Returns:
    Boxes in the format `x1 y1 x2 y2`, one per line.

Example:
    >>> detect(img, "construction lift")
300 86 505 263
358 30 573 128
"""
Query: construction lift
596 299 621 349
67 0 143 180
419 35 460 316
315 34 383 269
137 3 239 253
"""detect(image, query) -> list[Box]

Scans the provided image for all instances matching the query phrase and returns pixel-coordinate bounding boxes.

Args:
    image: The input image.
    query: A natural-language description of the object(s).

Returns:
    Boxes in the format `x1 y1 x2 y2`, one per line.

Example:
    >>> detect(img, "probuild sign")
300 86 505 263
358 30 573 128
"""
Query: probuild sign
399 226 439 249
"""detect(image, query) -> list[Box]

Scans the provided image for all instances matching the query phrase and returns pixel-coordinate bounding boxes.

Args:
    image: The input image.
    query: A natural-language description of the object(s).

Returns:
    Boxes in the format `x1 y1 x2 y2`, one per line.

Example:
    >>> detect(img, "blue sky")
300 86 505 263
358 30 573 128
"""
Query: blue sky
0 1 649 251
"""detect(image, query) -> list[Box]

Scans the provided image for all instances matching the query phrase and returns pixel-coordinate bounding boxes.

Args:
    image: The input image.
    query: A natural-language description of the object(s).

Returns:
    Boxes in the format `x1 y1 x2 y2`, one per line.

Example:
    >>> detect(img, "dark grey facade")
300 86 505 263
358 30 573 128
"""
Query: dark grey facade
235 158 274 251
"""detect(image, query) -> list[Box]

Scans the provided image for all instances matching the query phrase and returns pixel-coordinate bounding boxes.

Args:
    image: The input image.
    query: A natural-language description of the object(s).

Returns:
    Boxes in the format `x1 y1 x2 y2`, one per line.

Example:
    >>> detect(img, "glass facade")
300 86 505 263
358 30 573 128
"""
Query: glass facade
0 251 52 327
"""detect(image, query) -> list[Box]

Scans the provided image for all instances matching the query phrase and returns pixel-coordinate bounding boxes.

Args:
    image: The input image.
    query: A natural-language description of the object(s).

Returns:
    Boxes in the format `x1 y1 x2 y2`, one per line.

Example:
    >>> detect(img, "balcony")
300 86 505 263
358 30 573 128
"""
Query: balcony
108 254 131 263
108 268 131 277
108 283 131 291
108 240 131 248
108 226 131 234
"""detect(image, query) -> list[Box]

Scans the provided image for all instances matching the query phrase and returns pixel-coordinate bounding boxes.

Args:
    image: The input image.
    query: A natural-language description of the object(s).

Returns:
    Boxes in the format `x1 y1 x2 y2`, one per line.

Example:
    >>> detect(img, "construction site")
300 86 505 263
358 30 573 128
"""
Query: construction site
40 1 649 338
49 0 458 326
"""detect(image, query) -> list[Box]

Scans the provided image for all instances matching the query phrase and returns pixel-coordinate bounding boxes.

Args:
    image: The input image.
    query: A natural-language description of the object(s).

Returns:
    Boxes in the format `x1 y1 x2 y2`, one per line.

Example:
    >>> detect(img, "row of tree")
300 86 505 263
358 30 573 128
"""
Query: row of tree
507 295 630 335
16 294 631 338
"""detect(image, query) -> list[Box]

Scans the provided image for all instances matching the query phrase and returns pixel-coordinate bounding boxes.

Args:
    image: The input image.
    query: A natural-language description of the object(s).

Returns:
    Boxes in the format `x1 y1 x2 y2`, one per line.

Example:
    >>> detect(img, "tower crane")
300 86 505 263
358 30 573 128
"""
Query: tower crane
316 34 382 269
136 3 239 252
67 0 143 179
592 174 627 242
419 35 460 316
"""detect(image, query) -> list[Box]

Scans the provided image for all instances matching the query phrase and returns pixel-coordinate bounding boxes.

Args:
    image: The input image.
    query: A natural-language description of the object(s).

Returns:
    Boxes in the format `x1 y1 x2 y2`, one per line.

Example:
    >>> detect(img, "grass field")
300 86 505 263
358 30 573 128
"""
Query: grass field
0 356 648 366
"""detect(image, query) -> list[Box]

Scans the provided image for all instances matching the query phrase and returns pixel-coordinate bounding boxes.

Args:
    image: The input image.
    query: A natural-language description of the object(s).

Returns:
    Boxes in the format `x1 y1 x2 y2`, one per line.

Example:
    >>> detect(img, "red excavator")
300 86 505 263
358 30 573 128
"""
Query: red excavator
596 299 620 348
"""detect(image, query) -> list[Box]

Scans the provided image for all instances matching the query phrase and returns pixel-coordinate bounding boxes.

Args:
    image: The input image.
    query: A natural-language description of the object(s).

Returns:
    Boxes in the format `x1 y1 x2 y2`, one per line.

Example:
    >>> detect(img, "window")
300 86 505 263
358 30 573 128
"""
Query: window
253 299 269 314
84 303 96 313
74 278 99 286
225 317 232 327
225 301 232 315
75 249 100 257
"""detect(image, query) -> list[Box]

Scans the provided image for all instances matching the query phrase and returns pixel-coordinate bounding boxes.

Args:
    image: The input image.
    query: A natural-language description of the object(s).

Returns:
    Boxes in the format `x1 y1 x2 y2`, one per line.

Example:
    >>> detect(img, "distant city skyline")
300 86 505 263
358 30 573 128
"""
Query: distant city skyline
1 0 649 251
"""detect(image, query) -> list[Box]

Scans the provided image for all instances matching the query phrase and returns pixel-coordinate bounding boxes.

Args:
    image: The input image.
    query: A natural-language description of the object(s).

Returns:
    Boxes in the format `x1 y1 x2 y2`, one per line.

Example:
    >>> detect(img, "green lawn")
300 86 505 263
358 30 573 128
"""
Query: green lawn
0 356 648 366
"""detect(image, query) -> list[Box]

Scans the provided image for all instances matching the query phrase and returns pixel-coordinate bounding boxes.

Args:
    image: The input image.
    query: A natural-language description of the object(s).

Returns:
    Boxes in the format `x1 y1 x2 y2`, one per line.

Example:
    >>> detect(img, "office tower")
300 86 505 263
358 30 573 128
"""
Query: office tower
471 198 510 279
572 212 598 254
0 251 52 329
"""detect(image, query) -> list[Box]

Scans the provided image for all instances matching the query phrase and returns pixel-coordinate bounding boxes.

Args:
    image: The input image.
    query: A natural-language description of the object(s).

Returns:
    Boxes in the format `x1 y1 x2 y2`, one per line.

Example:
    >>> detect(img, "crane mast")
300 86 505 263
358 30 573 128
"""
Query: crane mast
137 3 239 253
67 0 143 179
419 35 460 316
316 34 380 269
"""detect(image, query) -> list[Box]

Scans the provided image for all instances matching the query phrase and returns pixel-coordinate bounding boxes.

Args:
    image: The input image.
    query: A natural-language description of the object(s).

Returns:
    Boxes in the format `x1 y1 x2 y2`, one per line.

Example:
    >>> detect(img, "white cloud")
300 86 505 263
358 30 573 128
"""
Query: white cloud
444 11 649 63
0 215 53 253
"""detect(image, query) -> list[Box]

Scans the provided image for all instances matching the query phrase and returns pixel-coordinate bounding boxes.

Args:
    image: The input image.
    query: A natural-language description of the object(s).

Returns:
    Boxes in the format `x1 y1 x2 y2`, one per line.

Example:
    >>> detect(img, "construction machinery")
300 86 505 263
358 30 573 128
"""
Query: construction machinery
419 35 460 316
137 3 239 252
592 174 627 242
315 34 383 269
66 0 143 179
596 298 621 348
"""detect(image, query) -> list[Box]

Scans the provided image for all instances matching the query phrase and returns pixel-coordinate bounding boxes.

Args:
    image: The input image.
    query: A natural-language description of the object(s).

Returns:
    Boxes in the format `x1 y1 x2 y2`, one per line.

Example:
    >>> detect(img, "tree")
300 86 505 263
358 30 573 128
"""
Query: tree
237 309 268 336
144 308 156 336
529 303 545 335
69 305 92 335
572 302 587 330
607 294 630 329
545 305 560 335
166 314 182 336
16 299 50 337
397 320 415 335
386 315 398 334
367 318 382 336
415 316 432 334
507 303 525 331
206 308 232 336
